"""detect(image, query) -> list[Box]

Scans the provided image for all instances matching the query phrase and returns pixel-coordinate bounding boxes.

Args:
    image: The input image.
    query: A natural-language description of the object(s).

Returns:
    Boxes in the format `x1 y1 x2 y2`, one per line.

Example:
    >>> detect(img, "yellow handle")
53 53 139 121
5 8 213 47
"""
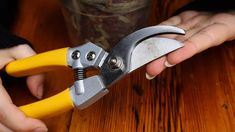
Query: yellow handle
20 88 74 119
6 48 69 77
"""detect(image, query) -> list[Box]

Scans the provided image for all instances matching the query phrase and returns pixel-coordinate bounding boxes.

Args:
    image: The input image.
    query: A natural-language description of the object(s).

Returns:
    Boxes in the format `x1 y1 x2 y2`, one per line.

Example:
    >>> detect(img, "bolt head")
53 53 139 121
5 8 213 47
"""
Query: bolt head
109 57 117 66
72 50 80 60
87 51 96 61
108 57 123 70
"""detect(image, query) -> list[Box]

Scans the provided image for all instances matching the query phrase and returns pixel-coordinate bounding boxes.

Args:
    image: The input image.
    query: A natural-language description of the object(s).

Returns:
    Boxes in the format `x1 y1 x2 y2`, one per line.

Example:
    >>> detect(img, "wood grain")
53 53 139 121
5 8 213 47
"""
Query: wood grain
6 0 235 132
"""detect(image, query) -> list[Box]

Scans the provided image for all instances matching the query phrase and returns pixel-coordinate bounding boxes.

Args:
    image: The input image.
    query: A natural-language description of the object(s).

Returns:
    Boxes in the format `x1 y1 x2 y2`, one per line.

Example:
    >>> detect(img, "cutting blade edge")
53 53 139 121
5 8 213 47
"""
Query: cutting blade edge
129 37 184 72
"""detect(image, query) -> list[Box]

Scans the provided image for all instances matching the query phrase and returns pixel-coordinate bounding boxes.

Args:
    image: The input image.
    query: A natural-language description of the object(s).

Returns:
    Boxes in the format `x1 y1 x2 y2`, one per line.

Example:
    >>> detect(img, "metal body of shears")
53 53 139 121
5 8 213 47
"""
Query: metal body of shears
6 25 185 119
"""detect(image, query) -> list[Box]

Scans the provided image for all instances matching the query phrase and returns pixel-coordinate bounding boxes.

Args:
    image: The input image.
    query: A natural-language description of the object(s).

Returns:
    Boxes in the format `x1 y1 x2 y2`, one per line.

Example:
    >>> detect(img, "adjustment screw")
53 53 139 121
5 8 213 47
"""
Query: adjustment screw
87 51 96 61
71 50 80 60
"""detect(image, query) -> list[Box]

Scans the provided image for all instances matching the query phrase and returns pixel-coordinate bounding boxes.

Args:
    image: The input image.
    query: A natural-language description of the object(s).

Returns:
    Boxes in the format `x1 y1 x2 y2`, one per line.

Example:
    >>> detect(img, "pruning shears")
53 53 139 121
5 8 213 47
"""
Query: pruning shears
6 25 185 119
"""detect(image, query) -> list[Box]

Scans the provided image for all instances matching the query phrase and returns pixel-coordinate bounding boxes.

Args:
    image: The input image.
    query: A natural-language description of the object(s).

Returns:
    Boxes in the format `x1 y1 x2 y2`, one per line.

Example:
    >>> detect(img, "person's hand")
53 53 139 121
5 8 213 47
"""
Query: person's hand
146 10 235 79
0 44 47 131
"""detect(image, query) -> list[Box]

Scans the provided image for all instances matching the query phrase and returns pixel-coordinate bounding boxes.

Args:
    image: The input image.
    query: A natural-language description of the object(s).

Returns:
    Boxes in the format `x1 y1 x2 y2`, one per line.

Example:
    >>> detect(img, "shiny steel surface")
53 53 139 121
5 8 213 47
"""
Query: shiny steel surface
130 37 183 72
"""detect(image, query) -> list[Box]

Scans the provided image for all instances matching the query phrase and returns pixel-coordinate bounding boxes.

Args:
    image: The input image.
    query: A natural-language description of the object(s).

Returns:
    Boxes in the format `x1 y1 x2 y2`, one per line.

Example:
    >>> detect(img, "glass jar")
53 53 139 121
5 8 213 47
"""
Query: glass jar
61 0 150 50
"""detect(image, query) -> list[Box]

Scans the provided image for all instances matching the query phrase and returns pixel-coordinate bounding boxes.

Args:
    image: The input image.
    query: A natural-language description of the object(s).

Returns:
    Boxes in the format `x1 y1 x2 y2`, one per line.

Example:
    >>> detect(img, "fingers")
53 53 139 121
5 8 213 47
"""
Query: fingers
159 11 203 40
146 56 166 79
145 11 203 78
176 11 211 31
8 44 36 59
27 75 44 99
0 104 47 132
160 15 182 25
167 23 230 65
146 11 235 78
0 123 12 132
0 83 47 131
8 44 45 99
160 11 200 26
178 10 200 23
0 45 47 131
159 10 199 26
210 13 235 40
0 78 12 103
0 49 14 69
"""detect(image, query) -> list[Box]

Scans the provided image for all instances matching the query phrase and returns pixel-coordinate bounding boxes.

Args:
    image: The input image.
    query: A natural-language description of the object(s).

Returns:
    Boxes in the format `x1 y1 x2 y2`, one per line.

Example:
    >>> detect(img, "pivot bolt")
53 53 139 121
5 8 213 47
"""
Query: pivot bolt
108 57 123 70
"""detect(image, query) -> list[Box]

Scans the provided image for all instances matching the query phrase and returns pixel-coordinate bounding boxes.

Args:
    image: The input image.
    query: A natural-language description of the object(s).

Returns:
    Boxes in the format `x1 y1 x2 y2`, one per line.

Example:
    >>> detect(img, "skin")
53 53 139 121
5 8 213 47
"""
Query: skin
146 10 235 79
0 44 47 131
1 10 235 132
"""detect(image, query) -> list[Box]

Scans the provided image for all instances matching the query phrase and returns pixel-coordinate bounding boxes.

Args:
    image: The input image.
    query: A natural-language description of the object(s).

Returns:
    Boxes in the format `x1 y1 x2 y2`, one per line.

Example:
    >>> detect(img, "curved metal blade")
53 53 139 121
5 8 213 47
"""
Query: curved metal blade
100 25 185 86
129 37 183 72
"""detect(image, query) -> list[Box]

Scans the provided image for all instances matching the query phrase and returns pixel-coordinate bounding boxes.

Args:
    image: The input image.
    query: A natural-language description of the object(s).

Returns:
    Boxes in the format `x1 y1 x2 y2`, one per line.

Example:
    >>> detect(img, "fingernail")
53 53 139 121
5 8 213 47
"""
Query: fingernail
164 60 175 67
146 73 156 80
33 127 48 132
36 85 44 99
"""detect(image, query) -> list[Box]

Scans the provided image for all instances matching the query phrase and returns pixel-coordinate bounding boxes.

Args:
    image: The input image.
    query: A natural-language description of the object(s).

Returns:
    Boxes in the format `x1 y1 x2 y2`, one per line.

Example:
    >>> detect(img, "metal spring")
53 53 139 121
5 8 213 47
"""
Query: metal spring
74 68 85 80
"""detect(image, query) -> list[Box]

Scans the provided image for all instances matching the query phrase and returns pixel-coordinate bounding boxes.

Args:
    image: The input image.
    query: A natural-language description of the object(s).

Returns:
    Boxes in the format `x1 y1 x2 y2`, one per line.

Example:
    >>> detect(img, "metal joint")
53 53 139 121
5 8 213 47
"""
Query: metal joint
67 42 108 69
67 42 109 109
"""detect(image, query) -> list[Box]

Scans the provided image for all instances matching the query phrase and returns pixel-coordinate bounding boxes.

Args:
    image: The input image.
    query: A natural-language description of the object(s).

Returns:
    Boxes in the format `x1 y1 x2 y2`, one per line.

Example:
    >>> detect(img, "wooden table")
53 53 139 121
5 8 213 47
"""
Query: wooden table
7 0 235 131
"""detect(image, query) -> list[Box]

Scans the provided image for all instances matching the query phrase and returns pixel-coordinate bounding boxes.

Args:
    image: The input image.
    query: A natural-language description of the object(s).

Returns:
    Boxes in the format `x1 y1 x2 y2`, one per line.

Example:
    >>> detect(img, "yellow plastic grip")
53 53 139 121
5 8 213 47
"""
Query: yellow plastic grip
19 88 74 119
6 48 69 77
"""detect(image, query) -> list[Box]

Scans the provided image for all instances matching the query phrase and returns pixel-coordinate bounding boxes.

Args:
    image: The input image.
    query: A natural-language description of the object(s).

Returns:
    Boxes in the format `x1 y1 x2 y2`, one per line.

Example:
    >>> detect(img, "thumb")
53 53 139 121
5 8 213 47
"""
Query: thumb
26 74 44 99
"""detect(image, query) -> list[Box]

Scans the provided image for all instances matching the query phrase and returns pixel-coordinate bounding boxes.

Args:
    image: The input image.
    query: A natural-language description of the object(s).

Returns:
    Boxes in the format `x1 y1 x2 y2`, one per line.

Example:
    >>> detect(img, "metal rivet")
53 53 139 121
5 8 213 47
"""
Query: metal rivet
87 51 96 61
72 50 80 60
